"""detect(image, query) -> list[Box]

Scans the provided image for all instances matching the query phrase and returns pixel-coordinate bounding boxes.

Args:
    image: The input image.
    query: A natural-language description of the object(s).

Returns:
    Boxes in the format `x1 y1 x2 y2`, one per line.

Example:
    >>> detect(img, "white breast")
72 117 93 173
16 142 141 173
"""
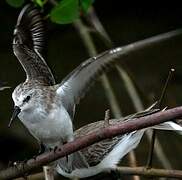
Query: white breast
18 104 73 148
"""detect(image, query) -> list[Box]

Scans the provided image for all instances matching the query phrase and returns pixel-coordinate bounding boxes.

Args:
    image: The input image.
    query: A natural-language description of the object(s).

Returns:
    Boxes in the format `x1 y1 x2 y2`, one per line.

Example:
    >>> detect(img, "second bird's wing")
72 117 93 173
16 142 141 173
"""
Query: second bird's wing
13 4 55 85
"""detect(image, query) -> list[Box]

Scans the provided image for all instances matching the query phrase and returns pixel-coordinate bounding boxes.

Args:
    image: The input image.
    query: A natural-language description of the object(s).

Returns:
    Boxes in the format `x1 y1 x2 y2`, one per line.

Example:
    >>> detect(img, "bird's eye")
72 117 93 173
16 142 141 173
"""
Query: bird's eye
23 95 31 103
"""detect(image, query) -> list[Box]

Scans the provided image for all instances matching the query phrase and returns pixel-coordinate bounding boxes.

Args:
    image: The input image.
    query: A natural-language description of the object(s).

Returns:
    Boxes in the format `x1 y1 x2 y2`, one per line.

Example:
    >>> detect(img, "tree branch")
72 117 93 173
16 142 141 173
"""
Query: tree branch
116 166 182 178
1 106 182 179
14 166 182 179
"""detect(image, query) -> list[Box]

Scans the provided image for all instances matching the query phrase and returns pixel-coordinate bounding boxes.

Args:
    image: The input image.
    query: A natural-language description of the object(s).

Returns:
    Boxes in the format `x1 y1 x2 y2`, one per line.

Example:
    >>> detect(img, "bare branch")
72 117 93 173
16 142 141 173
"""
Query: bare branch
104 109 110 127
1 106 182 179
116 166 182 178
146 68 175 168
14 166 182 179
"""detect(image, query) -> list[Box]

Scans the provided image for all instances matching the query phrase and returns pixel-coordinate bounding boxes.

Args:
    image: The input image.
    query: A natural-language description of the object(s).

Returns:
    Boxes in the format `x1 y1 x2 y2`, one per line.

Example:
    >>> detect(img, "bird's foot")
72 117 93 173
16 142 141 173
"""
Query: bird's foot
62 141 69 163
53 146 58 152
38 143 46 154
33 143 46 160
48 145 58 153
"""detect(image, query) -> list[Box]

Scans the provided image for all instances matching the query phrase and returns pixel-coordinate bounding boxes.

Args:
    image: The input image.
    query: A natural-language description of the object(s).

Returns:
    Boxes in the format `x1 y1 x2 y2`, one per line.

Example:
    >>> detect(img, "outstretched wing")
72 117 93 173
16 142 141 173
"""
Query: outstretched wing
75 118 144 166
56 48 123 118
13 4 55 85
56 28 182 118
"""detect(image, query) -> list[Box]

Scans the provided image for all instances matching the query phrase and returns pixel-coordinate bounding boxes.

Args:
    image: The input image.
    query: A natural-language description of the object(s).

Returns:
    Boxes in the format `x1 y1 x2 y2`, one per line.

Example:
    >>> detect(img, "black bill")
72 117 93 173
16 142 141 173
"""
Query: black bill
8 106 21 128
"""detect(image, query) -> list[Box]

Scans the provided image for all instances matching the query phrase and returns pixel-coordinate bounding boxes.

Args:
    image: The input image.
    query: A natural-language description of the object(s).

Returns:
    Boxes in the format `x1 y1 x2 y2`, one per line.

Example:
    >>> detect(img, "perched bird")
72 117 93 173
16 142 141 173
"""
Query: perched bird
9 3 139 172
9 3 182 178
10 4 89 172
57 106 182 179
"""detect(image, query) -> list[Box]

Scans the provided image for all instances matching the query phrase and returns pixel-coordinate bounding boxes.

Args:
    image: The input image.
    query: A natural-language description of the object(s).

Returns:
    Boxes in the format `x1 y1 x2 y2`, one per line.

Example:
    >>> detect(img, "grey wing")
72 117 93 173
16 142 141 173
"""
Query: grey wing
57 151 89 173
75 120 143 166
81 136 120 166
74 105 159 166
74 120 120 166
13 4 55 85
56 29 182 118
56 47 123 118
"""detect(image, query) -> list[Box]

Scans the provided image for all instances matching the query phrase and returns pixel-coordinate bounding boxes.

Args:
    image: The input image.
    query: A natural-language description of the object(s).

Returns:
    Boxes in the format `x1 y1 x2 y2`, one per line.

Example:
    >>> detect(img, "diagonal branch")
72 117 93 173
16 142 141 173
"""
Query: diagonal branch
1 106 182 179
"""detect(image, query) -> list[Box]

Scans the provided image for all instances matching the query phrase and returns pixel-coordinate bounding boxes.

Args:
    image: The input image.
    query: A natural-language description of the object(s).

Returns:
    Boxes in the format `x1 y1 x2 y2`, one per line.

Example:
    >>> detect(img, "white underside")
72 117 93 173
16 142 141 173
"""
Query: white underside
19 103 74 147
56 121 182 179
56 130 144 179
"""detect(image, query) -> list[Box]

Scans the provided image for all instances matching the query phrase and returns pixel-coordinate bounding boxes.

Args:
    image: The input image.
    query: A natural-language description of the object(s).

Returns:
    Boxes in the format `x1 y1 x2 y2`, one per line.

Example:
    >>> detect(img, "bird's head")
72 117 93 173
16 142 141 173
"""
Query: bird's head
9 82 41 127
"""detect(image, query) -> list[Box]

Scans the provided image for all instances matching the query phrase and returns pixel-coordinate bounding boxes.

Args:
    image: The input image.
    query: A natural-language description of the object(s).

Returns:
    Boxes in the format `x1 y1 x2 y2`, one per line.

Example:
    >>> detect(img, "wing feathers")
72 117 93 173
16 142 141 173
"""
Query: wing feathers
56 29 182 117
13 4 55 85
56 48 122 118
15 4 44 53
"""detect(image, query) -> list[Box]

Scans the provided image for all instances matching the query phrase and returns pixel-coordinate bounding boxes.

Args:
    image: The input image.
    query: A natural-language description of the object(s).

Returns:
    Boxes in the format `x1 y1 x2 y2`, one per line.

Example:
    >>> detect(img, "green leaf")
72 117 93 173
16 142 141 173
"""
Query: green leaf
81 0 94 13
34 0 46 7
50 0 79 24
6 0 24 8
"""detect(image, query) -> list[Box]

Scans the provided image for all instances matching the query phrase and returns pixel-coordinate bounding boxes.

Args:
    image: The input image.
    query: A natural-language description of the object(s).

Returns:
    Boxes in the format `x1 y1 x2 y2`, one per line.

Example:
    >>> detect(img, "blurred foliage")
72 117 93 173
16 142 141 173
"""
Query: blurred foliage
6 0 24 7
33 0 47 7
6 0 94 24
50 0 94 24
80 0 94 14
50 0 80 24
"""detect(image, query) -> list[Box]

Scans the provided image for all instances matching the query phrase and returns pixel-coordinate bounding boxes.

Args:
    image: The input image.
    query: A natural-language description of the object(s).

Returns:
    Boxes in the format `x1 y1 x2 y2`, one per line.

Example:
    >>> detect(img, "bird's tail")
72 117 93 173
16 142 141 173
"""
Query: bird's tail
128 102 182 131
152 121 182 131
99 121 182 170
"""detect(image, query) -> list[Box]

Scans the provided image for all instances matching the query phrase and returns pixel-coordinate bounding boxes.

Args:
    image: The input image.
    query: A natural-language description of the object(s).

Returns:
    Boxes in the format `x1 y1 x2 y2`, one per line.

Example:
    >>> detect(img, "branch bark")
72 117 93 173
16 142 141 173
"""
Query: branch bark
14 166 182 179
1 106 182 179
116 166 182 178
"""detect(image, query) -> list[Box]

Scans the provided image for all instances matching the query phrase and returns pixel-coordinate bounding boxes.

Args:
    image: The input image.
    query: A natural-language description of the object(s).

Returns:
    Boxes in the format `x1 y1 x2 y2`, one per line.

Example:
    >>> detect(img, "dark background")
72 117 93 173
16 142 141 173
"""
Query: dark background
0 1 182 179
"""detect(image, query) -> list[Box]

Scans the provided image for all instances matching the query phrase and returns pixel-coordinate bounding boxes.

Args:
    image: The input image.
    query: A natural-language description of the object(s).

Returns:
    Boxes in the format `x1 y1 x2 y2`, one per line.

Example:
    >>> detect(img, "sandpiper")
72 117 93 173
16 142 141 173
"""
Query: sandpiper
9 4 131 172
10 3 182 177
57 107 182 178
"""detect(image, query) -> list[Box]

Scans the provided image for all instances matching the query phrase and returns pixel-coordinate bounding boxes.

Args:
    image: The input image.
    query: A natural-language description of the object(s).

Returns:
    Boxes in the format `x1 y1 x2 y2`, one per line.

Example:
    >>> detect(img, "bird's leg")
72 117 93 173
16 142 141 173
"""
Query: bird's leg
48 146 58 153
62 140 74 172
54 139 73 173
33 142 46 160
62 141 69 163
38 142 46 155
53 146 58 152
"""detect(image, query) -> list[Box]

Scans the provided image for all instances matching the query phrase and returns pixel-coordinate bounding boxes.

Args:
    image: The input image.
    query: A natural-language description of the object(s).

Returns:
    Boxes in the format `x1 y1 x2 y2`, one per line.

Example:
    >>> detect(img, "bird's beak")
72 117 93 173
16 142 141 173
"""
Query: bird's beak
8 106 21 128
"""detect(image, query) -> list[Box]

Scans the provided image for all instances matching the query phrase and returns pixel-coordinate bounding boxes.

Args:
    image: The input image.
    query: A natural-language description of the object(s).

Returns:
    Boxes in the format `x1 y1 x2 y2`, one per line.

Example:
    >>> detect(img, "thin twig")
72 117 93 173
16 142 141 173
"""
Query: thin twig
146 68 175 168
158 68 175 109
104 109 110 127
15 172 43 180
116 166 182 178
146 130 156 168
43 166 54 180
85 7 113 47
74 19 123 118
117 66 173 169
116 65 144 112
15 166 182 179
